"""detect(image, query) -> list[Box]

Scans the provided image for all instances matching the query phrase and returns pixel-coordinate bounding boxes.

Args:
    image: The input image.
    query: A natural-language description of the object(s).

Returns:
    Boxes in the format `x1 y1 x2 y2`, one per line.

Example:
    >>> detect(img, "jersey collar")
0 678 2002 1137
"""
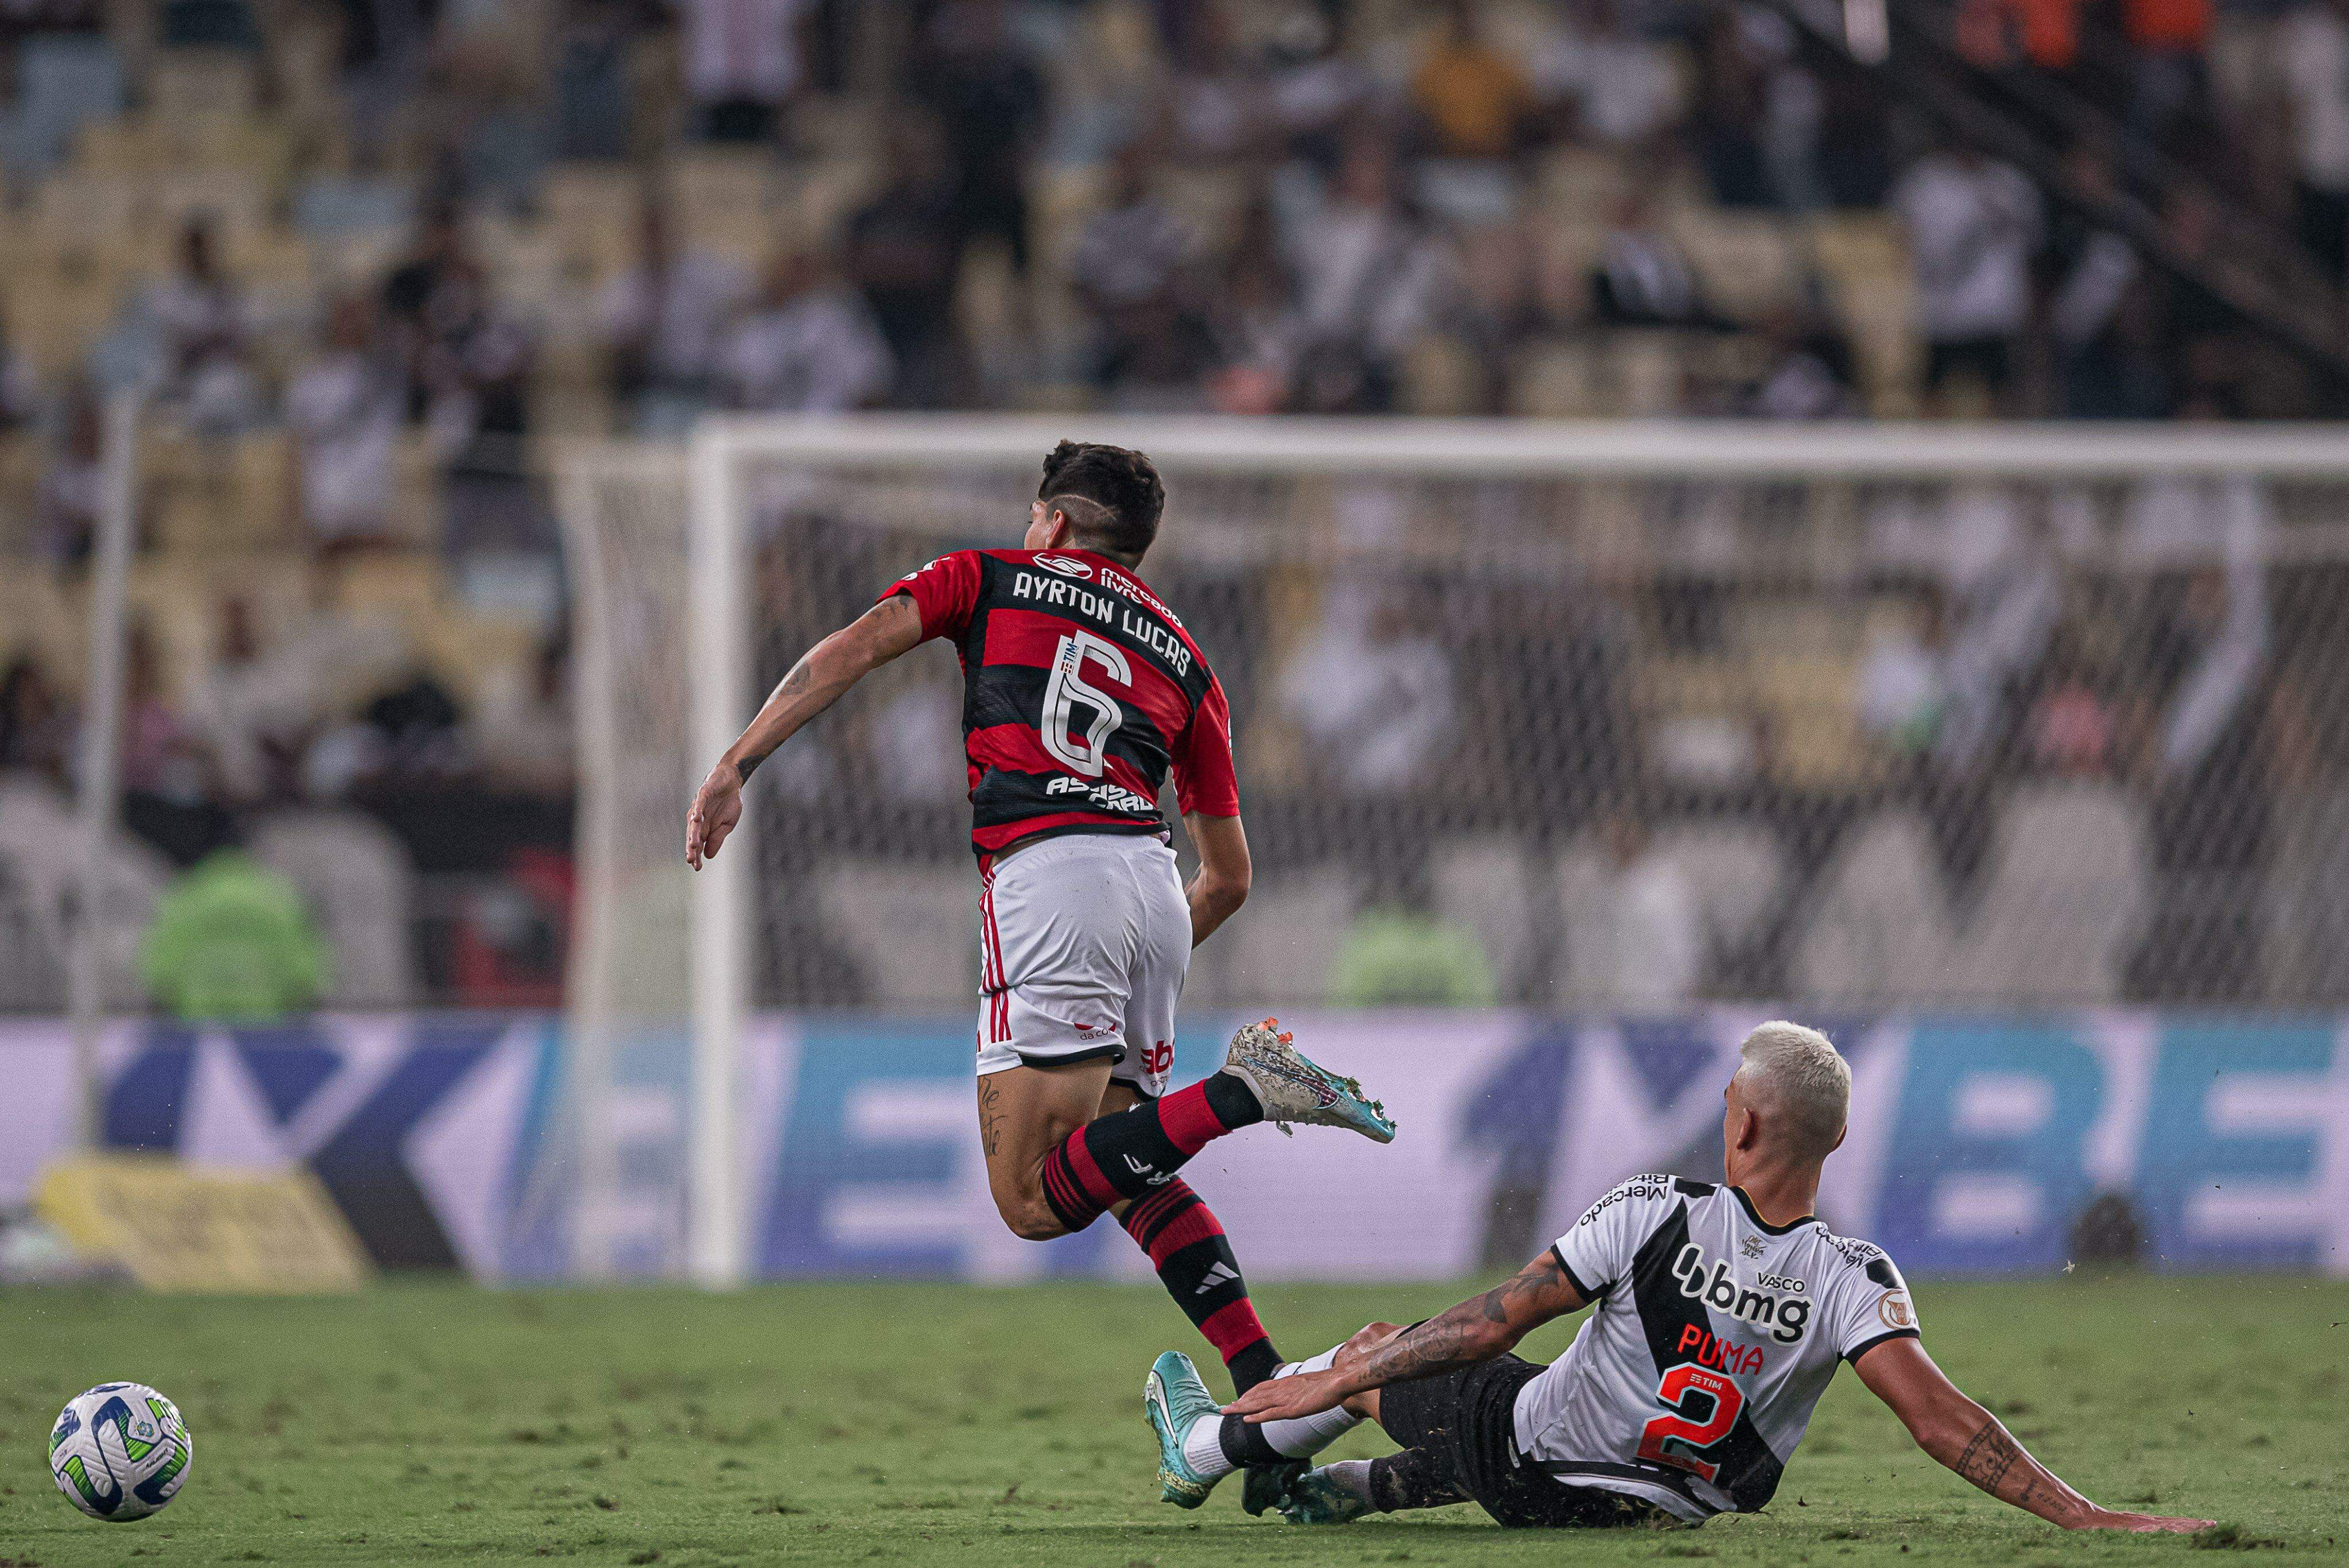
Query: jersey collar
1730 1184 1816 1236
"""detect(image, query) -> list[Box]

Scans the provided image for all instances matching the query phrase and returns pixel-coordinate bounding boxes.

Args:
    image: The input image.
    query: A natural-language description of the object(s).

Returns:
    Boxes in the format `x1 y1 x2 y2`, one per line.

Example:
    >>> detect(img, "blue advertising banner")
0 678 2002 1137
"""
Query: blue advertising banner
1 1010 2342 1280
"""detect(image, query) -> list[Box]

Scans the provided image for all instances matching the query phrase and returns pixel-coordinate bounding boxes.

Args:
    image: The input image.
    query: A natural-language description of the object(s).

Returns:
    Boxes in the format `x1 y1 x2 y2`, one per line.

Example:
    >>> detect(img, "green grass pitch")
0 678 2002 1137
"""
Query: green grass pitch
2 1277 2343 1566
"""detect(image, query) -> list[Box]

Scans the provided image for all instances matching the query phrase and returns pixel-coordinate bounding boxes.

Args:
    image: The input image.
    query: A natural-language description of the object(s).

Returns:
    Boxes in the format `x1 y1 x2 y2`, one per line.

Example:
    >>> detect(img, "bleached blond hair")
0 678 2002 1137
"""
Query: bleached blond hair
1734 1021 1851 1160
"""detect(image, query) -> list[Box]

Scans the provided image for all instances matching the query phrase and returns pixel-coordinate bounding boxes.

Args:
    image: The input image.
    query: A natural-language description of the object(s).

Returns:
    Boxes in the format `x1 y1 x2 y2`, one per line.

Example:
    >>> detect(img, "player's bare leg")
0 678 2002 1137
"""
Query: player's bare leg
980 1053 1293 1390
976 1058 1120 1241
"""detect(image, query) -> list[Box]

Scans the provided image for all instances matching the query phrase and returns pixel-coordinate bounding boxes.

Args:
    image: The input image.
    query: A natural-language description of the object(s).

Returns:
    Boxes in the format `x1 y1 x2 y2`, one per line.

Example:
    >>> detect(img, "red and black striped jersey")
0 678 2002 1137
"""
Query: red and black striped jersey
879 547 1240 861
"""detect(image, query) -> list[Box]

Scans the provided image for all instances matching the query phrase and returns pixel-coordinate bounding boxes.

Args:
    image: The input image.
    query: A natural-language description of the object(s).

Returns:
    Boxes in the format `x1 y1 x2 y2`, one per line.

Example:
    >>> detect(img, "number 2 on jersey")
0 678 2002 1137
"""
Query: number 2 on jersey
1634 1363 1744 1483
1040 631 1129 777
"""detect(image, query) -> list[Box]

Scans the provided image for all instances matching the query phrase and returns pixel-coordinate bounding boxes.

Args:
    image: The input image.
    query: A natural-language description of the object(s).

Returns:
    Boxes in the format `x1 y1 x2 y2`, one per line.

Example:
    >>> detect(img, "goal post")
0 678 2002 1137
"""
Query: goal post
561 414 2349 1288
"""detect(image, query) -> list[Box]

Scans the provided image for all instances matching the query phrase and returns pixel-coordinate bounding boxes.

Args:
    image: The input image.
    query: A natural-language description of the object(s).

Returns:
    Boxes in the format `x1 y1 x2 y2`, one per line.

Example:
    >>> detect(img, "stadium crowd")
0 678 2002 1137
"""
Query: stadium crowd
3 0 2348 1013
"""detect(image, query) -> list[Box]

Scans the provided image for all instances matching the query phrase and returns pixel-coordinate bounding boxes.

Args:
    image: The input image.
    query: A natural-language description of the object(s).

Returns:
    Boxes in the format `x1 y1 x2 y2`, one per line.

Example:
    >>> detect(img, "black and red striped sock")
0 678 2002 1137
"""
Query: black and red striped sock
1036 1073 1261 1235
1121 1179 1281 1391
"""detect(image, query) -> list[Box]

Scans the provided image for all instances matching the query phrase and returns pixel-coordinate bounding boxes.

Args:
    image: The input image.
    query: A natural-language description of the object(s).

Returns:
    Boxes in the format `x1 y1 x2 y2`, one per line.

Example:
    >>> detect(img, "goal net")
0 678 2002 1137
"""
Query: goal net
559 416 2349 1284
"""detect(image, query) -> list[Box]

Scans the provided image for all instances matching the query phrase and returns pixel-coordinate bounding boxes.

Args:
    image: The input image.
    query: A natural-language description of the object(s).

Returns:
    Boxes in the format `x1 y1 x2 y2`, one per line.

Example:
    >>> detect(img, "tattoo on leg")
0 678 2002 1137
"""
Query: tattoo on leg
977 1079 1002 1157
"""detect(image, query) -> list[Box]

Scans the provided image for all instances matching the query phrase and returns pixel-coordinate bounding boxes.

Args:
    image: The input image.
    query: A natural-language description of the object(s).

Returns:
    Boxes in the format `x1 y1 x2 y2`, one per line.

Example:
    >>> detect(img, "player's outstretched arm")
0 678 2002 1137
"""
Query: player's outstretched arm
1180 812 1250 946
1852 1336 2211 1534
1226 1250 1587 1425
686 596 924 868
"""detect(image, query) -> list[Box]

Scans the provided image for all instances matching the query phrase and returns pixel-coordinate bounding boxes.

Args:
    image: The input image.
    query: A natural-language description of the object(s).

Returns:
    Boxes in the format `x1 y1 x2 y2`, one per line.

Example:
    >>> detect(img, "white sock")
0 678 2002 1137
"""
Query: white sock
1181 1411 1236 1479
1180 1343 1364 1481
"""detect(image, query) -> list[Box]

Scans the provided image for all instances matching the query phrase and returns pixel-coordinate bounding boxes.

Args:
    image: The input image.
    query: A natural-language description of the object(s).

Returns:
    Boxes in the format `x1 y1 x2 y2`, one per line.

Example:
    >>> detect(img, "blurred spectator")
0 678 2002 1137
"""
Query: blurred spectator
36 379 106 566
477 635 574 797
1262 5 1370 167
1291 135 1457 412
2030 630 2117 778
284 290 403 555
680 0 813 142
1586 805 1700 1008
2122 0 2211 150
2277 0 2349 280
1690 3 1774 207
2124 533 2275 1001
913 0 1044 278
1164 0 1262 165
599 197 748 431
1329 903 1497 1005
1280 581 1456 792
1745 301 1858 419
719 251 892 413
1859 589 1950 758
381 206 485 416
140 852 328 1023
0 657 71 779
1591 188 1714 329
148 216 259 434
552 0 642 160
1535 0 1681 150
118 622 234 865
1410 0 1534 161
310 669 470 798
0 302 36 430
1893 143 2041 413
2046 143 2163 419
1069 142 1210 401
1205 199 1305 413
846 111 969 407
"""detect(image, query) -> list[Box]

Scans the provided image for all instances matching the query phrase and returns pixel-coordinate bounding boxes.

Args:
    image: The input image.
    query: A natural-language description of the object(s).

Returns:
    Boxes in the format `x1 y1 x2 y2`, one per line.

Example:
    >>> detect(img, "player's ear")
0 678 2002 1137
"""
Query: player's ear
1829 1122 1848 1155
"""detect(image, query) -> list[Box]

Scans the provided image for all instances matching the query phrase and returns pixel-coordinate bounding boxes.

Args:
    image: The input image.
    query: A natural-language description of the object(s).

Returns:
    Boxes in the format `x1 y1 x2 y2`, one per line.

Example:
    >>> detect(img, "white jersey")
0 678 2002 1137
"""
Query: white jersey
1513 1176 1920 1523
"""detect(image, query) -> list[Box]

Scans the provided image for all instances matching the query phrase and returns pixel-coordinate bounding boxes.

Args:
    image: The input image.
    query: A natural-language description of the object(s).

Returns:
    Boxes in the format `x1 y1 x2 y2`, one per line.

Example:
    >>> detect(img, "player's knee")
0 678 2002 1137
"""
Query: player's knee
1347 1321 1403 1352
994 1191 1070 1242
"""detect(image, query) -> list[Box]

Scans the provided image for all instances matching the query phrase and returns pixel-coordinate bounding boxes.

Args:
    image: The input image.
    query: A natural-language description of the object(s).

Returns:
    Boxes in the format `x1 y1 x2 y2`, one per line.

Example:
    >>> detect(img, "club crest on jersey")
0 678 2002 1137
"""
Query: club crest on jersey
1032 553 1095 578
1673 1244 1813 1343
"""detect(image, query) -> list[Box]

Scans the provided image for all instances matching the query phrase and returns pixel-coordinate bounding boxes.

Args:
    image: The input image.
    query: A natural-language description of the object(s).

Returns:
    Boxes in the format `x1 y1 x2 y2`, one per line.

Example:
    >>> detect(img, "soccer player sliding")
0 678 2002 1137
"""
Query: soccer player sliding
687 439 1394 1401
1142 1022 2213 1537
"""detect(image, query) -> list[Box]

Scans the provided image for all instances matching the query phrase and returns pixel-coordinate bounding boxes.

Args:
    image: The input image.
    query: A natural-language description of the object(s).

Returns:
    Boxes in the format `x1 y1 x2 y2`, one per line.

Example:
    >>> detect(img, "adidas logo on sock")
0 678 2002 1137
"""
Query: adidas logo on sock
1195 1262 1239 1294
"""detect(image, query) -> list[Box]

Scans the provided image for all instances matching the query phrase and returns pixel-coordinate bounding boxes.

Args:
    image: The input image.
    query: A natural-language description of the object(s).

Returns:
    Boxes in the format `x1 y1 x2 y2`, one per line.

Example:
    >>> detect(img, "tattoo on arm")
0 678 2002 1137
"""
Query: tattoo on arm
1349 1254 1580 1392
1953 1421 2022 1495
1949 1415 2081 1523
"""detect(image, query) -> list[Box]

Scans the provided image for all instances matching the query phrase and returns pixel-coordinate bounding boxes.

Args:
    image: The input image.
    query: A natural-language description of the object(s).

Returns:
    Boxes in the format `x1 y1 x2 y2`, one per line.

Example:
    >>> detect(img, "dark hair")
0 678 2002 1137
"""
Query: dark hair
1037 440 1164 564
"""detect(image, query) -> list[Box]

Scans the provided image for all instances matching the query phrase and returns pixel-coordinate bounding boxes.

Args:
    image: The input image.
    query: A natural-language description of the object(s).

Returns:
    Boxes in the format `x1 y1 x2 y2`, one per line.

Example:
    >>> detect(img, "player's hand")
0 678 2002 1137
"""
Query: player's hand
2074 1508 2215 1533
1226 1369 1349 1425
686 759 747 869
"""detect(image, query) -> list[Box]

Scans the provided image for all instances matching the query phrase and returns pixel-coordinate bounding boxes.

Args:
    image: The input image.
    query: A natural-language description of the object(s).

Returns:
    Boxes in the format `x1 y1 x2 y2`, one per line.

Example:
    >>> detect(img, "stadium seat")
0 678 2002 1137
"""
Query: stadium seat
1796 789 2146 1006
2 35 125 178
249 810 420 1007
0 853 68 1012
1791 811 1954 1006
1430 836 1543 999
0 777 170 1008
147 50 262 120
1650 824 1789 975
1950 783 2147 1004
1185 867 1352 1009
1556 825 1786 1007
815 862 978 1007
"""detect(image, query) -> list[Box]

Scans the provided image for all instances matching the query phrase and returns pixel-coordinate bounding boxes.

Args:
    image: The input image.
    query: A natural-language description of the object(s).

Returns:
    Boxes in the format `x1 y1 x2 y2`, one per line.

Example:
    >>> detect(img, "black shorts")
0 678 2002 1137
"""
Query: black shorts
1380 1355 1669 1530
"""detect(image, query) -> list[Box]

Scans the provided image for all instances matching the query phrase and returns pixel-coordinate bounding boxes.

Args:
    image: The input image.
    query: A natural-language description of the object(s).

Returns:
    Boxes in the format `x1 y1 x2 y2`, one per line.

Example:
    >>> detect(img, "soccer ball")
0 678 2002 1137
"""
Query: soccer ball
48 1383 192 1522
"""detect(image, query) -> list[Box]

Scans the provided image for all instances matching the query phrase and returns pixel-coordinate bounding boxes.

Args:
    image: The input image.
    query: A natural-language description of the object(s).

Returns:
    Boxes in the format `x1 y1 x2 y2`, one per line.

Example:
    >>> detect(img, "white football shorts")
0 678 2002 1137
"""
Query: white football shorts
974 832 1190 1097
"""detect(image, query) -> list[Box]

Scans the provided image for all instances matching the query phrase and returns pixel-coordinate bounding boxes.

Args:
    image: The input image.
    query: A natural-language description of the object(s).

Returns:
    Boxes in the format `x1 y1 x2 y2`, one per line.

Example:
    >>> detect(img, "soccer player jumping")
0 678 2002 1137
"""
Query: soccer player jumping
686 440 1394 1395
1142 1022 2210 1537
